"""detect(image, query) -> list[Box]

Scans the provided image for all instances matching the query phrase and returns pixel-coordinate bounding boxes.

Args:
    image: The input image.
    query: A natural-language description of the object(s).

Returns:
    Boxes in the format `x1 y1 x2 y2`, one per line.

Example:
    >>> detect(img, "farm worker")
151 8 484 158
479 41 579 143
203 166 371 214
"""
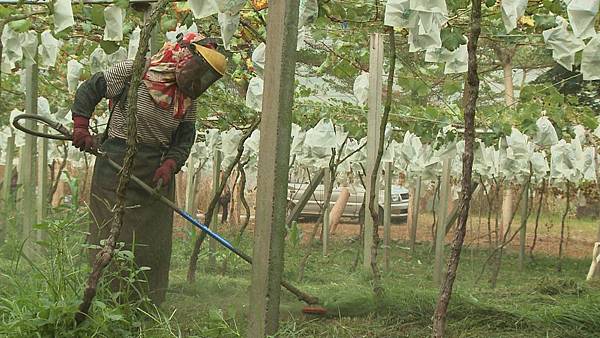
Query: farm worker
70 32 226 304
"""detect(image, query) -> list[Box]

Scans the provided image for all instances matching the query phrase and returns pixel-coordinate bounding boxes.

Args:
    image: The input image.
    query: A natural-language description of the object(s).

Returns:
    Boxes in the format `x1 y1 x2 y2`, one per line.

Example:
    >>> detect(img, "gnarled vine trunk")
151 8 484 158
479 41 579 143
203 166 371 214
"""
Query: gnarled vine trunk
432 0 481 336
75 0 170 323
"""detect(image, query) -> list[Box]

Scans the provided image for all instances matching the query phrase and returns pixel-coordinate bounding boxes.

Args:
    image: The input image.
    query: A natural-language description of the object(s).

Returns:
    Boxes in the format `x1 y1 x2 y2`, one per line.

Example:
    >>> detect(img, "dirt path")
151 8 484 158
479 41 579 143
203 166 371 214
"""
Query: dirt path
173 212 598 259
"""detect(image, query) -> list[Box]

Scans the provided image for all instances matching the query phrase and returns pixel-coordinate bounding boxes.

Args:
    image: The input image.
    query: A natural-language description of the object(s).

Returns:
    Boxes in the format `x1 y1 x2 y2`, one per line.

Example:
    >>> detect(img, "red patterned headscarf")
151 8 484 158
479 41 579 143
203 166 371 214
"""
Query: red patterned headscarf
143 32 204 119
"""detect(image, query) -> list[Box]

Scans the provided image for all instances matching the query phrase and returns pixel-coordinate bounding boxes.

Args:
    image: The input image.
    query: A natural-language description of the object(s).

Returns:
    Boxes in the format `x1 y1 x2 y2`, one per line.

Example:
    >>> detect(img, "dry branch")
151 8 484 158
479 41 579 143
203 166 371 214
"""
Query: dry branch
557 183 571 272
236 160 252 238
48 143 68 204
187 117 260 283
530 179 546 259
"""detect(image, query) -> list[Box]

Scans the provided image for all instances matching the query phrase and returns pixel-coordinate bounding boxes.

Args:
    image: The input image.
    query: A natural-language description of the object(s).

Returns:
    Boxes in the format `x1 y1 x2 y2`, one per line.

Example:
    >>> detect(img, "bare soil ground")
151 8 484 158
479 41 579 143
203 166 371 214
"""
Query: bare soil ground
296 213 597 259
172 207 598 259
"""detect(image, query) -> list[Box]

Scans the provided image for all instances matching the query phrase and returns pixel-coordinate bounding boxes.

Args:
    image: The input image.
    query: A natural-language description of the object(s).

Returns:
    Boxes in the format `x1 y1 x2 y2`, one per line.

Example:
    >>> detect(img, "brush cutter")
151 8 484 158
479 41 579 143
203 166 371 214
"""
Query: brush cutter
12 113 325 314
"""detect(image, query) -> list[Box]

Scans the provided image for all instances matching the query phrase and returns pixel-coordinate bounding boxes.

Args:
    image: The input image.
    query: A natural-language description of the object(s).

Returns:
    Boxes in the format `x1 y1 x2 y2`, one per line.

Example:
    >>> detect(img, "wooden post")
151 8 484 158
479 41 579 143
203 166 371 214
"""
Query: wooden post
406 186 414 238
248 0 299 335
322 168 332 256
22 64 38 247
383 161 392 272
207 149 221 271
409 176 422 254
36 126 48 227
286 169 324 225
434 158 451 286
501 187 513 240
592 226 600 275
364 33 384 270
519 182 529 270
586 242 600 280
329 186 350 235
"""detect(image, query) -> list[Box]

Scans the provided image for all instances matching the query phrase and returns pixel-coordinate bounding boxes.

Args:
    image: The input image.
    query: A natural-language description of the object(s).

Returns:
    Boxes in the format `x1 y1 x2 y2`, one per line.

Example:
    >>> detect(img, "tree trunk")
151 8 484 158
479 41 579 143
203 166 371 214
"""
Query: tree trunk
557 184 571 272
431 178 441 252
432 0 481 336
518 181 530 270
530 179 546 259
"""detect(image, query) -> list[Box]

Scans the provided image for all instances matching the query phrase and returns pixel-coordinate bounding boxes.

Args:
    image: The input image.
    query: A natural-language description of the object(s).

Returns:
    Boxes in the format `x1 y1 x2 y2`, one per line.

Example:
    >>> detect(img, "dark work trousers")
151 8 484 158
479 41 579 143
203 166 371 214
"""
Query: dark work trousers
88 137 175 305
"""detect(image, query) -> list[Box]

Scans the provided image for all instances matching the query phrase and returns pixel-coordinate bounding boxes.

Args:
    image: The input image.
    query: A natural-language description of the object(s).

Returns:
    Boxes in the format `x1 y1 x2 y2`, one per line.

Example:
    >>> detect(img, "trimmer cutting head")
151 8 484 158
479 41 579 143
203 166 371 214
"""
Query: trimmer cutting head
302 305 327 315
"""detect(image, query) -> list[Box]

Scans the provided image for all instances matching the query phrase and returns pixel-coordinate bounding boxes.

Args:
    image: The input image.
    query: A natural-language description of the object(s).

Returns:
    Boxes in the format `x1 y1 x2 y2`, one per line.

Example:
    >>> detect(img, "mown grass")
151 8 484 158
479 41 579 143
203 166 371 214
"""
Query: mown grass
1 207 599 337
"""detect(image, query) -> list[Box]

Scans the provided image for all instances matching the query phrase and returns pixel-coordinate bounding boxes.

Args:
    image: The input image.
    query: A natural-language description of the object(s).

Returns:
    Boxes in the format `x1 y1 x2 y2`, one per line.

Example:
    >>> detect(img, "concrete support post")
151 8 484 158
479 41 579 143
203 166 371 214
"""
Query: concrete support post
22 64 38 246
16 147 24 217
383 162 392 272
434 158 451 286
247 0 300 336
36 126 48 227
2 134 15 206
1 133 15 244
409 176 422 254
364 33 384 270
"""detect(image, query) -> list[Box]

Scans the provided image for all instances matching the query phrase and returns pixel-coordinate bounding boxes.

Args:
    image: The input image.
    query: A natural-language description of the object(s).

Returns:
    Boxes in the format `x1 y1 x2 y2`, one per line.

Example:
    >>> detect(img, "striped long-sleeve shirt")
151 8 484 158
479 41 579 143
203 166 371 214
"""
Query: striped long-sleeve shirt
71 60 197 171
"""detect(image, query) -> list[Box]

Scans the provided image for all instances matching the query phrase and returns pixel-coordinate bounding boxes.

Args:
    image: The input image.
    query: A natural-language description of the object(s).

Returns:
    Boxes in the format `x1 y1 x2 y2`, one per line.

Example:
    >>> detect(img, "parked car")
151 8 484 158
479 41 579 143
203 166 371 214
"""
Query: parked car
288 182 409 224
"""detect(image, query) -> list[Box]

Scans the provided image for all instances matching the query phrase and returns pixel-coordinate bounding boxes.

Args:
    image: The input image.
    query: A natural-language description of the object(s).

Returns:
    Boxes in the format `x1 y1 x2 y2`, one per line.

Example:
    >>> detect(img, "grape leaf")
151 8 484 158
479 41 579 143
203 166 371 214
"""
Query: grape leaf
123 22 134 35
162 17 177 32
0 5 13 19
533 14 557 30
91 5 105 27
441 27 467 52
9 19 31 32
54 27 73 39
82 22 93 33
100 40 120 54
542 0 564 14
115 0 129 10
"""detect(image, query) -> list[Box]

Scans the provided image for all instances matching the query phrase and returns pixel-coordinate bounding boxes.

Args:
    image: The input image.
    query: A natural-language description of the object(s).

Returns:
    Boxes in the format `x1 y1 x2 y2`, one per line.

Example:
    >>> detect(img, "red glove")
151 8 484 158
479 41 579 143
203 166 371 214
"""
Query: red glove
72 116 96 152
153 159 177 186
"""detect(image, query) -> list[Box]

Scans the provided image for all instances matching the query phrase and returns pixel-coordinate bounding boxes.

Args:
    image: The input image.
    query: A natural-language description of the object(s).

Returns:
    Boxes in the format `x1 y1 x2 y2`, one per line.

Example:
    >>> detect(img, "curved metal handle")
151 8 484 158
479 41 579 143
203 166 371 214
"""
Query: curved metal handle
12 114 72 141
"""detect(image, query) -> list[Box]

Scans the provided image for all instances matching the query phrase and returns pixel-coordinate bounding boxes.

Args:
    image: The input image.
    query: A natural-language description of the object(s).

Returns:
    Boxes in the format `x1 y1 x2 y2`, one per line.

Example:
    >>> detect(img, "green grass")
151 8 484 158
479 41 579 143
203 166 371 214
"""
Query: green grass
1 208 599 337
161 227 600 338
